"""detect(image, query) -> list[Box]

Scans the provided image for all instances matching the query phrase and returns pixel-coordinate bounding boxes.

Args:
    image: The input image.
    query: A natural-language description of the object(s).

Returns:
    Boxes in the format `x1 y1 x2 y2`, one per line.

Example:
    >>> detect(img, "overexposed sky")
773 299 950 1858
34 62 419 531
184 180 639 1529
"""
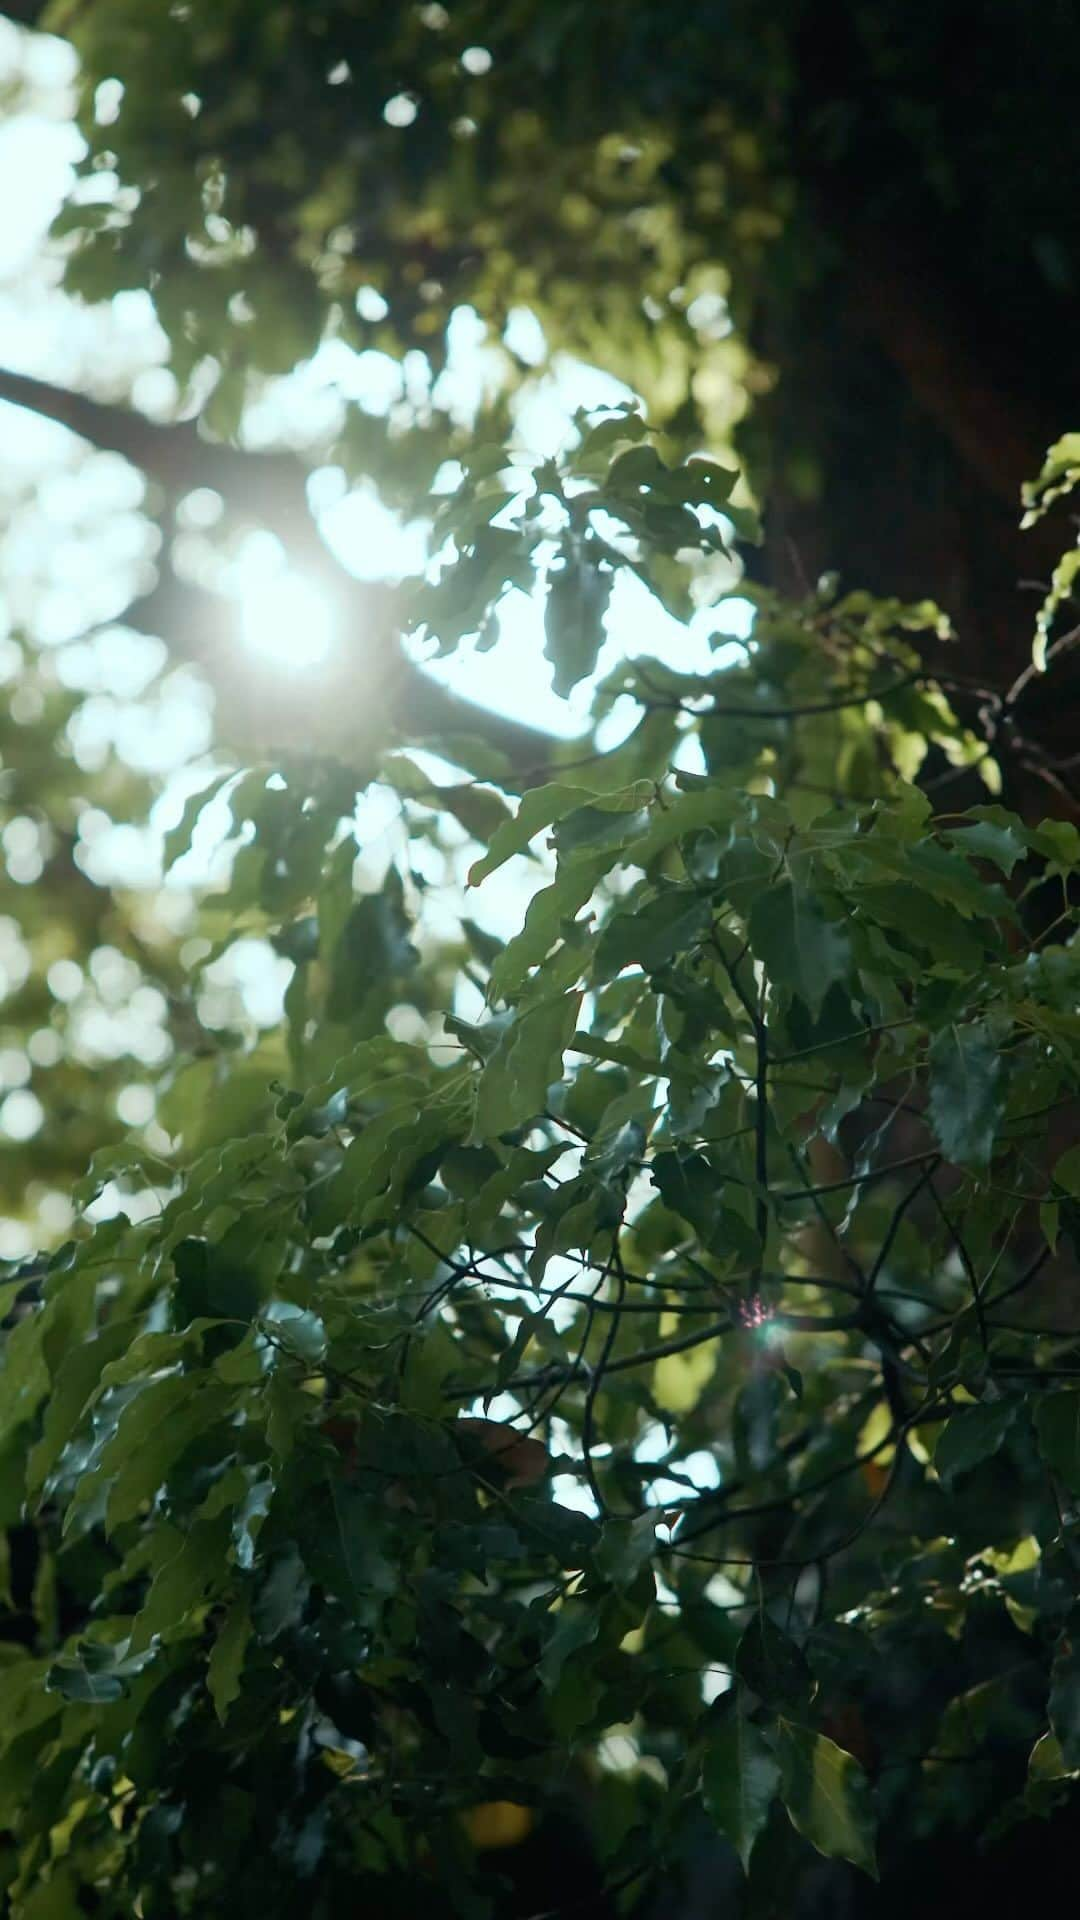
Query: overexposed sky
0 23 750 748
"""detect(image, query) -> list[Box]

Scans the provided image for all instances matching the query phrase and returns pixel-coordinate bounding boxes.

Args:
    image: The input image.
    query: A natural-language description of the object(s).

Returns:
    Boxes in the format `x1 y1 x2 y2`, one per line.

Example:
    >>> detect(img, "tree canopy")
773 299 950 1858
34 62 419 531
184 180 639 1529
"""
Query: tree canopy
1 5 1080 1917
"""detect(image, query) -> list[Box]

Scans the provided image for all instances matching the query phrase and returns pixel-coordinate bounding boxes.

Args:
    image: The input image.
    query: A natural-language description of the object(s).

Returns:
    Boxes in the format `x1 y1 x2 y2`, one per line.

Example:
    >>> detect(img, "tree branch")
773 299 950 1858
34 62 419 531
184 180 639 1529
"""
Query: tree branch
0 365 569 777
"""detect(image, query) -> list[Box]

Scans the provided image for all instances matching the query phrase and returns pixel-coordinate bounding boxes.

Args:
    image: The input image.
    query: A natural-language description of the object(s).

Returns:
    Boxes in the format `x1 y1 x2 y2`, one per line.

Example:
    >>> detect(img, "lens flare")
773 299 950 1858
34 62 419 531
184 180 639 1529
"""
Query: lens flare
240 570 335 671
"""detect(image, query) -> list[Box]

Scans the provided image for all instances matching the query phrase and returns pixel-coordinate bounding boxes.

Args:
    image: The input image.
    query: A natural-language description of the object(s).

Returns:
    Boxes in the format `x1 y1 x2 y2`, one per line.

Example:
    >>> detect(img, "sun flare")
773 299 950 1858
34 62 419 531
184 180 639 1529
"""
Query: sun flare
239 569 336 672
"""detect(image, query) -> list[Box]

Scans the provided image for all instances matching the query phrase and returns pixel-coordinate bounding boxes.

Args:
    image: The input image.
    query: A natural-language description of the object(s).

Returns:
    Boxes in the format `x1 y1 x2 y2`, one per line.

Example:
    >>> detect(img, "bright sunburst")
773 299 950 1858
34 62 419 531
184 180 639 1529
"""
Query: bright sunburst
239 566 336 671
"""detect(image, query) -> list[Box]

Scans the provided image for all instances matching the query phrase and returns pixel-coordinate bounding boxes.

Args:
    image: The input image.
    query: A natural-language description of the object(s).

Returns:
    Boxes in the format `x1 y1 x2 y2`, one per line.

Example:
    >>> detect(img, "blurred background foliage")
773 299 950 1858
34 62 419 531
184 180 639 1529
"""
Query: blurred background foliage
0 0 1075 1251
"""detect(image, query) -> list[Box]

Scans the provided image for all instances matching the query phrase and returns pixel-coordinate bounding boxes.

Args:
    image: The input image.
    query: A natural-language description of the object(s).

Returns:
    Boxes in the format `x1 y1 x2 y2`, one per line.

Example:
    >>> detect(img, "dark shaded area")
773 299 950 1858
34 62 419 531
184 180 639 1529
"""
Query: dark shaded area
742 0 1080 795
640 1794 1080 1920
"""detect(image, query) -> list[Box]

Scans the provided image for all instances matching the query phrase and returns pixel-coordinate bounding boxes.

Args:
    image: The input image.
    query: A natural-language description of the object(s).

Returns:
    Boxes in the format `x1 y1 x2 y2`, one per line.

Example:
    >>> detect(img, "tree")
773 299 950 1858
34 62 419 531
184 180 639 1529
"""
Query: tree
1 4 1080 1917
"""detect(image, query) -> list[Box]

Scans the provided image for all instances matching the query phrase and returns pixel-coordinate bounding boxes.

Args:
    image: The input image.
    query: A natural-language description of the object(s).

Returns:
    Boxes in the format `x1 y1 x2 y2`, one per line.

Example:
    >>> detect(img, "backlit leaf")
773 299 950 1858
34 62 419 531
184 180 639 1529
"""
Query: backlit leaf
473 991 583 1136
775 1720 877 1878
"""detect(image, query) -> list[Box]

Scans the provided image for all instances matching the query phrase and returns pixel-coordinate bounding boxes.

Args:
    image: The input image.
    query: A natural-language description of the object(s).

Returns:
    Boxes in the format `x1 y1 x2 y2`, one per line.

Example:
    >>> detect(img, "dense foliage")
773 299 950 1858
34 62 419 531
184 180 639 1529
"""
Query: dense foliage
2 5 1080 1918
4 408 1080 1915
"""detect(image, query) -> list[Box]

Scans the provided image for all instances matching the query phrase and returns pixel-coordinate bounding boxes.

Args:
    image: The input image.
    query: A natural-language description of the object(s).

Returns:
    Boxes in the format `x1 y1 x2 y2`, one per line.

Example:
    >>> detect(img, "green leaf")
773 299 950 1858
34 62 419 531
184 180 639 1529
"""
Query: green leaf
1050 1635 1080 1771
252 1547 309 1642
585 1115 646 1188
934 1398 1018 1487
324 868 418 1021
435 781 515 842
651 1151 760 1264
473 991 583 1137
299 1481 395 1622
1022 432 1080 525
592 1512 657 1589
850 883 987 971
48 1660 129 1708
512 1495 600 1566
0 1309 54 1453
1052 1144 1080 1197
735 1614 813 1711
604 443 667 495
46 1639 153 1705
468 782 650 887
131 1515 233 1652
775 1720 877 1878
662 455 738 508
162 770 237 871
702 1698 781 1872
594 890 712 982
623 784 740 870
857 837 1012 921
1029 817 1080 877
928 1024 1003 1167
99 1380 236 1534
26 1319 137 1499
552 800 652 861
748 882 851 1015
1036 1393 1080 1495
573 406 650 467
232 1475 273 1570
208 1595 252 1723
544 540 612 696
490 856 606 1001
946 814 1026 876
539 1605 600 1689
1029 1730 1077 1781
170 1233 265 1328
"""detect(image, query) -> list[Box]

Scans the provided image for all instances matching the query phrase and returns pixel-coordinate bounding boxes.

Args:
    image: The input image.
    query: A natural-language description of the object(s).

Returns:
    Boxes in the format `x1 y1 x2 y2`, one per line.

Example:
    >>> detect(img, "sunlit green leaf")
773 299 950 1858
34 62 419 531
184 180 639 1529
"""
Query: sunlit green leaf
775 1720 877 1878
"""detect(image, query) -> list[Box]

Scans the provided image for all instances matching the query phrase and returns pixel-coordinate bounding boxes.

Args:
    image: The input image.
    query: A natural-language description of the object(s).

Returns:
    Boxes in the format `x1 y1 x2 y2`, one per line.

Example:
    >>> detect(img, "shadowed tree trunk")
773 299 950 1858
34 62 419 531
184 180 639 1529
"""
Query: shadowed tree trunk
741 0 1080 814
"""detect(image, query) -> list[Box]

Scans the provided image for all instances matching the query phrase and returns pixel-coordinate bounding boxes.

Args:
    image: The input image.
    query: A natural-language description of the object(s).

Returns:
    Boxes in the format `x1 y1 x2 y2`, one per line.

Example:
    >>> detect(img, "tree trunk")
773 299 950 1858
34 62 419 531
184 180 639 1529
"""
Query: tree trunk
742 0 1080 814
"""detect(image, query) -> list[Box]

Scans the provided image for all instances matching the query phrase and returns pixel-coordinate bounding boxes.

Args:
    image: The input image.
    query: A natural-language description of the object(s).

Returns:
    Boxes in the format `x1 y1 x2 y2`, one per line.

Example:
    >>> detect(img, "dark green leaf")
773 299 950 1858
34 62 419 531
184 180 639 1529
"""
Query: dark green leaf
1036 1393 1080 1495
651 1151 760 1263
468 782 650 886
544 541 613 696
208 1596 252 1723
1050 1635 1080 1772
595 890 712 981
946 815 1026 876
473 991 583 1136
748 883 851 1015
703 1697 781 1872
539 1605 600 1689
735 1614 814 1711
928 1024 1003 1167
934 1398 1018 1487
512 1495 600 1566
